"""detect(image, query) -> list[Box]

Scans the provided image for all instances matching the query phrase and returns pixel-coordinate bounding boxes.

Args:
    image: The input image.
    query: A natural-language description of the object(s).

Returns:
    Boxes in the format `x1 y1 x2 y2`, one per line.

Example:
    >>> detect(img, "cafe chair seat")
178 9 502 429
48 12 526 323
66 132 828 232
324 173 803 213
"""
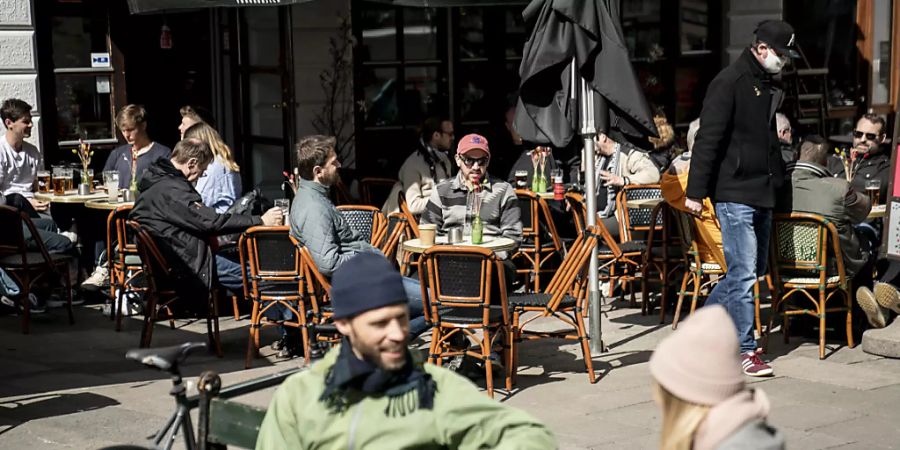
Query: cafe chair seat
440 307 505 325
509 292 577 309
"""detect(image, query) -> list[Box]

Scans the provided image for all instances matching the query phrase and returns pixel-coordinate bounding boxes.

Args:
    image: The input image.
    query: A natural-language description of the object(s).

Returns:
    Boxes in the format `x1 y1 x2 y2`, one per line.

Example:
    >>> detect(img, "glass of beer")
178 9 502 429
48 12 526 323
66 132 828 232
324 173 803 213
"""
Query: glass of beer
274 198 290 225
865 179 882 207
37 170 50 193
103 171 120 202
514 170 528 189
52 167 66 195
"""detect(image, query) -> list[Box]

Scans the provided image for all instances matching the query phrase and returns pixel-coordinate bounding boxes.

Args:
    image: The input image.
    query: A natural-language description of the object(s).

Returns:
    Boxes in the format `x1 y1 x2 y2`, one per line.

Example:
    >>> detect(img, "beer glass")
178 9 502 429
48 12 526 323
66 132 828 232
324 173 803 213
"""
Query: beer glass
274 198 290 224
52 167 66 195
103 171 120 202
865 179 882 207
514 170 528 189
63 168 74 192
37 170 50 193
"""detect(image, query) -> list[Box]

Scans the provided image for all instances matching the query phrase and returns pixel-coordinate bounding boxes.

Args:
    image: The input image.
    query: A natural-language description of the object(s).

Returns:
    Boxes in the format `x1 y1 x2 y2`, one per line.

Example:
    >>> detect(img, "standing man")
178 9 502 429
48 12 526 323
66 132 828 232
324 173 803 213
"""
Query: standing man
256 253 556 450
685 20 799 377
382 116 455 215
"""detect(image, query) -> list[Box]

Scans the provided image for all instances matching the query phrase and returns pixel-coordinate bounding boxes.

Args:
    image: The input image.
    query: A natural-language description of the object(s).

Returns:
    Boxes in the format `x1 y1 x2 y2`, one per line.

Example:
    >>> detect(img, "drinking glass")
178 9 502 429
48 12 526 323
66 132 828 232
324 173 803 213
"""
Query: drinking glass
865 179 882 207
52 167 66 195
274 198 290 224
104 171 120 202
37 170 50 193
63 168 74 192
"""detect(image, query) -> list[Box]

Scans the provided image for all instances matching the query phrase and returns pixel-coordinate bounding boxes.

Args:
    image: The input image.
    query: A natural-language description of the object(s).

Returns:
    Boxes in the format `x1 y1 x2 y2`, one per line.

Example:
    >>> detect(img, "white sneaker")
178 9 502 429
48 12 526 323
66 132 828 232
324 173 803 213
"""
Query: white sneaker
81 266 110 291
103 291 142 317
59 231 78 244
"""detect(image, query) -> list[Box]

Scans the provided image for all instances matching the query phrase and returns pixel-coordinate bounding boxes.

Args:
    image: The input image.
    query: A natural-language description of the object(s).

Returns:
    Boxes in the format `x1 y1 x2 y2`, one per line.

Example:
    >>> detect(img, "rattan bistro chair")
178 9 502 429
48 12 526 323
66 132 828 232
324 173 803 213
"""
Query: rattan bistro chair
420 245 514 398
107 204 145 331
241 226 309 368
337 205 387 246
766 212 854 359
128 221 222 356
669 209 728 329
512 189 563 292
298 246 342 347
509 225 601 383
0 205 74 333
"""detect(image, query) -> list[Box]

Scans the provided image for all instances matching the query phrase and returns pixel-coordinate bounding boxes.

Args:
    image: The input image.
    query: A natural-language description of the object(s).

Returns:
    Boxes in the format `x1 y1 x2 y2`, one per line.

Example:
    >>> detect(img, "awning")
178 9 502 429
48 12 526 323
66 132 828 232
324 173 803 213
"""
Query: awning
127 0 315 15
129 0 527 14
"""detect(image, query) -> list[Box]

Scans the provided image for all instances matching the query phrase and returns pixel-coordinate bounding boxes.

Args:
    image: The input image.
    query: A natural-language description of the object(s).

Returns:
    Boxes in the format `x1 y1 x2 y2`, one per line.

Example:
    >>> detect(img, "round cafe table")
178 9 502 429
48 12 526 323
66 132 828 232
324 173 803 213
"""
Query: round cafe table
85 199 135 211
34 190 107 204
402 236 518 254
625 197 663 209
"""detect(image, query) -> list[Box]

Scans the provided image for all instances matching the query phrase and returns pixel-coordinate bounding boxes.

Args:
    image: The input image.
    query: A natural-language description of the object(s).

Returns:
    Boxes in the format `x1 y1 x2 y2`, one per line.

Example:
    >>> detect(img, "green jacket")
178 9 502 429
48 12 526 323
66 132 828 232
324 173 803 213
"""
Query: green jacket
256 346 557 450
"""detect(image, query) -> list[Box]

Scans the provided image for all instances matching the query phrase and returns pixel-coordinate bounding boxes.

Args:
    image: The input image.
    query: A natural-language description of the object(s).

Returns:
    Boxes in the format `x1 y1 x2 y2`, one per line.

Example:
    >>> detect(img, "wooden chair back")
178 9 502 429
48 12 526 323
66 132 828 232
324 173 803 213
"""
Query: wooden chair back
770 212 846 285
298 245 332 317
420 245 509 326
542 225 600 310
127 220 174 296
671 209 727 270
337 205 387 246
242 226 302 296
398 191 420 238
380 212 410 261
615 184 663 242
0 205 49 267
515 189 563 251
564 192 587 238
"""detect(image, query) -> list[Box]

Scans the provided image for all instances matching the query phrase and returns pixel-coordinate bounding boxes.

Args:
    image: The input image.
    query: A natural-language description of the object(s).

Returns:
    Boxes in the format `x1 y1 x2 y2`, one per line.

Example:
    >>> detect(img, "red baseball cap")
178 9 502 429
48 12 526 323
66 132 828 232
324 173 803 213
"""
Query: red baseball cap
456 133 490 156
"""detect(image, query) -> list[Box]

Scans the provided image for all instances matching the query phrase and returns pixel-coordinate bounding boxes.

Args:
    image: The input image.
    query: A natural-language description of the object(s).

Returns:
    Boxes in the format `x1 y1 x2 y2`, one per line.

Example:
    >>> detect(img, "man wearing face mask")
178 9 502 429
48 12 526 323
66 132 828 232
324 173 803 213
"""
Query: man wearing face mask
684 20 799 378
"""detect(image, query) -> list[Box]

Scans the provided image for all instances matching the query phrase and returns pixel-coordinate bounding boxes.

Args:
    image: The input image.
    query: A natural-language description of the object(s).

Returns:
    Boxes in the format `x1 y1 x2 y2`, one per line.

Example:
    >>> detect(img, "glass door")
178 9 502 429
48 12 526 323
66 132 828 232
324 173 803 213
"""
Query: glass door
233 6 296 199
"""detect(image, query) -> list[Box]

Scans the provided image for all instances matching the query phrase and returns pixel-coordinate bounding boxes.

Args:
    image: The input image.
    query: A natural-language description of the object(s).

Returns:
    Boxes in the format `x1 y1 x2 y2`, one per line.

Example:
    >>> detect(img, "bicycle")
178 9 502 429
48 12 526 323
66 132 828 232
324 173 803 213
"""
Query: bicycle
120 342 301 450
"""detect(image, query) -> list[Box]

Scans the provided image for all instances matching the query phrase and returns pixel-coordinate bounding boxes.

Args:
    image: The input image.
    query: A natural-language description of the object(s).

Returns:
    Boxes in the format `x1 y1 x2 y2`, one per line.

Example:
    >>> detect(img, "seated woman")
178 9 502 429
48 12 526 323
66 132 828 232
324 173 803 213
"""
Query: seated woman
184 122 242 213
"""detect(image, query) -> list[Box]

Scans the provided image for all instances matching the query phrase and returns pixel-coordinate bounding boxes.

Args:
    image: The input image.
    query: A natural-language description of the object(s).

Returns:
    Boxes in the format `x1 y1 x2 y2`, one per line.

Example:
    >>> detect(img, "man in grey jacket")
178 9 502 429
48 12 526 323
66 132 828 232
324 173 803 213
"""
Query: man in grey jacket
289 135 428 337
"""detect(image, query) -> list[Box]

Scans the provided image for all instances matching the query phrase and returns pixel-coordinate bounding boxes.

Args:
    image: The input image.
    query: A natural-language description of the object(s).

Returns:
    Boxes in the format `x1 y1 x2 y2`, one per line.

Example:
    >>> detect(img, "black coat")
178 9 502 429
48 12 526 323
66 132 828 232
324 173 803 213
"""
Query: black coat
130 158 261 300
686 48 785 209
827 150 891 205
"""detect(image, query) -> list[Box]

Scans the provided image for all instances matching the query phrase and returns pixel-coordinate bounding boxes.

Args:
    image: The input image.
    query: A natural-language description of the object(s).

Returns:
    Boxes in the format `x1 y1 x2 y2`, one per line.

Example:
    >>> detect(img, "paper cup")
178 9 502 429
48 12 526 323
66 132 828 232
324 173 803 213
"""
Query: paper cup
419 224 437 246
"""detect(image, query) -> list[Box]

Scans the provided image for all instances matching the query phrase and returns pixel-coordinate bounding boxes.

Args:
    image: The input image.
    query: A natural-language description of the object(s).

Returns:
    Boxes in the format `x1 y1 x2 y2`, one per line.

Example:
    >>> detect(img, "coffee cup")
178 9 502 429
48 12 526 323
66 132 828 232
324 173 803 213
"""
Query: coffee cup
419 224 437 246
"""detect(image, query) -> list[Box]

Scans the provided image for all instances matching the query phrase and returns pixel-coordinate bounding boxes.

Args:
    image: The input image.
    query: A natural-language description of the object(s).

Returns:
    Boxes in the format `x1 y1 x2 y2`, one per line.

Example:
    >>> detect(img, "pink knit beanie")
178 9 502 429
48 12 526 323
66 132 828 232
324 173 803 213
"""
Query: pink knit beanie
649 305 744 405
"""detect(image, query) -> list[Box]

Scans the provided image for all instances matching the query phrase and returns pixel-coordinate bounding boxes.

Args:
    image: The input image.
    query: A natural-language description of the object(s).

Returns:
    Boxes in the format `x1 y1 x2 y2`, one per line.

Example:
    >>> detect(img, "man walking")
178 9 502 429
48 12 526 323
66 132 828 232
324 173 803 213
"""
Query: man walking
685 20 799 377
256 253 556 449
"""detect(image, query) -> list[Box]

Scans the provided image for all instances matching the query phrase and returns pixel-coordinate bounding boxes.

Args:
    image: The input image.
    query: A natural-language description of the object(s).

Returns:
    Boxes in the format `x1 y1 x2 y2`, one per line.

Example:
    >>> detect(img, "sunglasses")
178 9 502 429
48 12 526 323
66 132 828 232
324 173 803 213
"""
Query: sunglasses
459 155 489 167
853 130 881 141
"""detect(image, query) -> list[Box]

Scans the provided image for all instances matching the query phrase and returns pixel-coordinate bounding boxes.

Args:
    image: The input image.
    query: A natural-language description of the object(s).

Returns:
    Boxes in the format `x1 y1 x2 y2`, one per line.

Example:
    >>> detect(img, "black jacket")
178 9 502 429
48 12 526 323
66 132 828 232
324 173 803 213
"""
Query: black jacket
130 158 261 300
686 48 785 208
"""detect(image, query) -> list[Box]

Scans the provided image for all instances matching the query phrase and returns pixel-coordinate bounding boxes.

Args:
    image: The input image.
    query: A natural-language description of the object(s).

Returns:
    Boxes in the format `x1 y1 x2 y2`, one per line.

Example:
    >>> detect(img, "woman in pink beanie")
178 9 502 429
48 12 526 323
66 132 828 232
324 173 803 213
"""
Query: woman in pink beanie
648 305 784 450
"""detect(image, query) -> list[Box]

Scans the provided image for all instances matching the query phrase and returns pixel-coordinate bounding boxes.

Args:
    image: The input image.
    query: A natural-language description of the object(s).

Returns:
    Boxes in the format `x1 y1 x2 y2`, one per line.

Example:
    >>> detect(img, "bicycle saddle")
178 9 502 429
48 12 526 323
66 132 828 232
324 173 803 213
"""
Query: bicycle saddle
125 342 207 372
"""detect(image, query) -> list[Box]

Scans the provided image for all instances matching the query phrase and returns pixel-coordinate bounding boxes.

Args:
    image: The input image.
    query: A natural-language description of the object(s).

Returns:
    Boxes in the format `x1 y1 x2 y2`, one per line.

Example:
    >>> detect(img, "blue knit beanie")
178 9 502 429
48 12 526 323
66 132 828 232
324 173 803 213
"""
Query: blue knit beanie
331 253 408 320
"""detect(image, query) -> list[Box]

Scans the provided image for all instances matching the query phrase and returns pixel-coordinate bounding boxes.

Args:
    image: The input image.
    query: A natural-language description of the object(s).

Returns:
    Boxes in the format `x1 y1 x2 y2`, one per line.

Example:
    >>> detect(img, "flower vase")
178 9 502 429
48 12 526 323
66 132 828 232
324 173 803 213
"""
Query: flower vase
531 169 542 192
536 171 547 192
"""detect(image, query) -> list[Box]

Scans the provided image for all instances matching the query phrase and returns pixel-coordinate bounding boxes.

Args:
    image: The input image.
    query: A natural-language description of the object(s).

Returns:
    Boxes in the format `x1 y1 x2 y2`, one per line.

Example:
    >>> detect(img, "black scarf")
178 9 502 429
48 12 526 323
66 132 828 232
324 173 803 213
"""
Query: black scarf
320 338 436 415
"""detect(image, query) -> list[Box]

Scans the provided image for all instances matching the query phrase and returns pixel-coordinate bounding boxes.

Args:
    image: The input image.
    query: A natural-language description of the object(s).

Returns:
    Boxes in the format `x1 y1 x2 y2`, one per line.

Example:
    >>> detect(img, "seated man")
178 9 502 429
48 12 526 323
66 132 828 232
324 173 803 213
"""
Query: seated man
777 135 871 278
382 116 454 215
289 135 428 339
421 133 523 260
256 253 556 450
827 113 890 206
84 104 173 291
594 132 661 241
130 138 282 312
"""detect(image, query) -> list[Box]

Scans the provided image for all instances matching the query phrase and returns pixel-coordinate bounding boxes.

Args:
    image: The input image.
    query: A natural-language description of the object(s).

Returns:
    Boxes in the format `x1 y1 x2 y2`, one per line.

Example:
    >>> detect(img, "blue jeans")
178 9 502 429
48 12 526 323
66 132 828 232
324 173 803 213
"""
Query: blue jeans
216 255 429 338
705 202 771 353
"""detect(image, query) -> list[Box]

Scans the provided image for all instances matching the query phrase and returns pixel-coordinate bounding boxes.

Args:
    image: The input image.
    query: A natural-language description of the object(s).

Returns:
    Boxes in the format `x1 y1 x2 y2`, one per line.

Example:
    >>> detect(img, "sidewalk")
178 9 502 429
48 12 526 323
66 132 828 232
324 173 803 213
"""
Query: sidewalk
1 302 898 449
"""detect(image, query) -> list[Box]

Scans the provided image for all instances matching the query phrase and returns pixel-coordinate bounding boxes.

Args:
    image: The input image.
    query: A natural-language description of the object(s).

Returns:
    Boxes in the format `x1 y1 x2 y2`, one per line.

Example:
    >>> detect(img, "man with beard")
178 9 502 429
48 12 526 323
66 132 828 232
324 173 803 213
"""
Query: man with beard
256 253 556 450
289 135 429 349
828 113 891 208
382 116 454 215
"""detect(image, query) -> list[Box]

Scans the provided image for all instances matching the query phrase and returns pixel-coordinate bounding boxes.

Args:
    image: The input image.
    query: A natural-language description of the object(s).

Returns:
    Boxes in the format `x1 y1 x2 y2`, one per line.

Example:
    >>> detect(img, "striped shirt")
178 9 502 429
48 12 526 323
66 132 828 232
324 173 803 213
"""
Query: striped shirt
421 173 522 256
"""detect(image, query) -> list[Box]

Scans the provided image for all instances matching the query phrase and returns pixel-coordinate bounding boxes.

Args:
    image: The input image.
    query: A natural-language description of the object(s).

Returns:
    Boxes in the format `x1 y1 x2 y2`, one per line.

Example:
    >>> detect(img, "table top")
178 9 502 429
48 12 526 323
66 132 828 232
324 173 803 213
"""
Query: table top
402 236 518 254
869 204 886 219
625 197 663 209
84 199 135 211
34 191 108 204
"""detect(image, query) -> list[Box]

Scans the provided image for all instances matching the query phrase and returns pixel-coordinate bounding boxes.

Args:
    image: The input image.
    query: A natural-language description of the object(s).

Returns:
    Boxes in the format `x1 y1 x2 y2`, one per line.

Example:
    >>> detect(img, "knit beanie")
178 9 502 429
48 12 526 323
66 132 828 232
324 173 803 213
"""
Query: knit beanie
648 305 744 405
330 253 408 320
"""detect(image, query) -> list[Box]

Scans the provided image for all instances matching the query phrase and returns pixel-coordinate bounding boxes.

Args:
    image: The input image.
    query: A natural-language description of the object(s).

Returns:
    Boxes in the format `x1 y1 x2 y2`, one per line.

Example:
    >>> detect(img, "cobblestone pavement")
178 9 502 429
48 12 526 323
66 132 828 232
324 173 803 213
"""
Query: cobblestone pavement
1 301 899 449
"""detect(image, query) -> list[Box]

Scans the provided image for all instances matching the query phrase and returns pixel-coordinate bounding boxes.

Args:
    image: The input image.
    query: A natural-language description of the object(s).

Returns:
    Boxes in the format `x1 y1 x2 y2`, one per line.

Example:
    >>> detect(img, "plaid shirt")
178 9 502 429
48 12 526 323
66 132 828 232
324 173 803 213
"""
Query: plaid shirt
421 172 522 256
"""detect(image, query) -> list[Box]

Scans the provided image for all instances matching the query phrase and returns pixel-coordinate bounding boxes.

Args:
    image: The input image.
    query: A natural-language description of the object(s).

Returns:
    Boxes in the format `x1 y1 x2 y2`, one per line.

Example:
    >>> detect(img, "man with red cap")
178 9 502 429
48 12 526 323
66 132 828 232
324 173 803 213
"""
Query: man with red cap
420 133 522 260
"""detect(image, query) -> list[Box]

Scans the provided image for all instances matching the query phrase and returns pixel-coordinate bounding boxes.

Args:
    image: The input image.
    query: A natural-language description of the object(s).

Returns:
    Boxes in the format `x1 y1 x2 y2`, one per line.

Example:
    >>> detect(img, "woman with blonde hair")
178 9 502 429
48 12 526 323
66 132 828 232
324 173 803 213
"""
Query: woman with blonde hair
648 305 784 450
184 122 242 212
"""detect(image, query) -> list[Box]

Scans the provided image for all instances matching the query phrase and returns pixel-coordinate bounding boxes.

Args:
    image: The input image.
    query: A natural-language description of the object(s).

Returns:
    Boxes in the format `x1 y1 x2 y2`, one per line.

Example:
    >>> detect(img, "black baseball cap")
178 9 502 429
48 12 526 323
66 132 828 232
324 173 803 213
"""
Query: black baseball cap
755 20 800 59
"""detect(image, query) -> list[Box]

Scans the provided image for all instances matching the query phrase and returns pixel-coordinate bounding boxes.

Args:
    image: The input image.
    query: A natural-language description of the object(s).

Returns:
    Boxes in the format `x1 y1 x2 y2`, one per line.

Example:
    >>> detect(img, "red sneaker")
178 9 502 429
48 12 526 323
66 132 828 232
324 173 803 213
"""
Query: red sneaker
742 351 774 377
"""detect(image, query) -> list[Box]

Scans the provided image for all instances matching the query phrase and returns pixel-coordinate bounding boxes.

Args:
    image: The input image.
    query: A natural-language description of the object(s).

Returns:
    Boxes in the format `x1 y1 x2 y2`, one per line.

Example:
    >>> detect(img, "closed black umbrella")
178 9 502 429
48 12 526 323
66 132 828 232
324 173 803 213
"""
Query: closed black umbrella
514 0 657 148
514 0 656 355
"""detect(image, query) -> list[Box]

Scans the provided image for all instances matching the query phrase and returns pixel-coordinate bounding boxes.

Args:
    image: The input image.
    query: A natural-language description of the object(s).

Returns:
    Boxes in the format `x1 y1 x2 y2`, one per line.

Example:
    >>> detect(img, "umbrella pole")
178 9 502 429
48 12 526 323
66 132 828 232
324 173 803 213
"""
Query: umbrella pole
579 72 604 355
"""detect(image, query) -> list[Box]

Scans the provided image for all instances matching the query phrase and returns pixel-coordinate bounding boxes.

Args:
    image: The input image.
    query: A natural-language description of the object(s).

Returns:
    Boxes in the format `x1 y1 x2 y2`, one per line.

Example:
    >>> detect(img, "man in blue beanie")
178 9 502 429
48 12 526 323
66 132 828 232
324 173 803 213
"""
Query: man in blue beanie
256 253 556 449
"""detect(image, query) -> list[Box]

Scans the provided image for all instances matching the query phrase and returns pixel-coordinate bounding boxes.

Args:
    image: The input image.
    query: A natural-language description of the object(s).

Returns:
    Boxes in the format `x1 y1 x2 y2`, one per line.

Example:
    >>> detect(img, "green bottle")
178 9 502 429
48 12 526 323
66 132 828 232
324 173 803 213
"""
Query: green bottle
471 214 484 245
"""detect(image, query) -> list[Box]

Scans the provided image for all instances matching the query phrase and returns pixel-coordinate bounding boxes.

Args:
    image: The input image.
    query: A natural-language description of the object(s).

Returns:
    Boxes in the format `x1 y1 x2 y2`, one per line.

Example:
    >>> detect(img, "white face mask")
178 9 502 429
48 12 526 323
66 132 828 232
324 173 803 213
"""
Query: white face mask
760 49 787 74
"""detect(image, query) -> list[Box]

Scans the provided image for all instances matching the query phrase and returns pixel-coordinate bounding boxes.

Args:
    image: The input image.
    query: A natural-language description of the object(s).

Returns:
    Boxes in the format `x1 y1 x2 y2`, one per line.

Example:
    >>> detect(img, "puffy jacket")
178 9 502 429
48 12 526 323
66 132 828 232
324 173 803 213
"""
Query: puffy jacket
130 158 260 299
687 48 785 208
290 178 377 277
256 344 557 450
